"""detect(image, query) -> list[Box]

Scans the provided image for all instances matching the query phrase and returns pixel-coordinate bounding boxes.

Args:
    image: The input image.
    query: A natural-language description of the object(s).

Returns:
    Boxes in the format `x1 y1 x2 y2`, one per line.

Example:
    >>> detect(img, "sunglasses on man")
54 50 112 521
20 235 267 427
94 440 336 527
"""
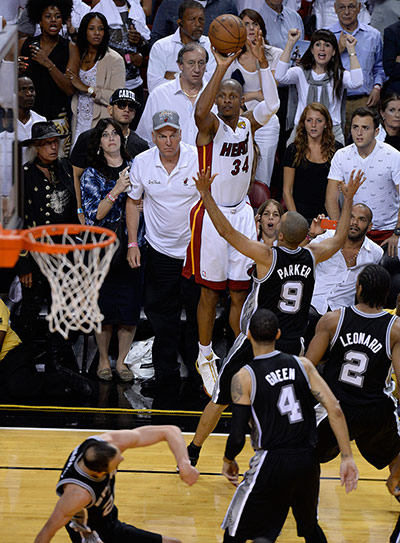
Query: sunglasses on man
116 101 136 111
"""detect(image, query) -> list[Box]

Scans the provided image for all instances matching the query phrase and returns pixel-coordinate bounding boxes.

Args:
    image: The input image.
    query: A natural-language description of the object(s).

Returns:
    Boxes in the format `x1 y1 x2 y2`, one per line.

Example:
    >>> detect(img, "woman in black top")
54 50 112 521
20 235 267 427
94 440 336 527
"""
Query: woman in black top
18 0 80 138
283 102 342 224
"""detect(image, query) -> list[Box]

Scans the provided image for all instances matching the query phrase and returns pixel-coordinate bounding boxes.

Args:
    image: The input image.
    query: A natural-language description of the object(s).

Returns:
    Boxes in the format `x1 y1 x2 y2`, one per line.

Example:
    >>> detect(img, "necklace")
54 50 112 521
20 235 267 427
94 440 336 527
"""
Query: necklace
182 88 200 99
341 247 361 267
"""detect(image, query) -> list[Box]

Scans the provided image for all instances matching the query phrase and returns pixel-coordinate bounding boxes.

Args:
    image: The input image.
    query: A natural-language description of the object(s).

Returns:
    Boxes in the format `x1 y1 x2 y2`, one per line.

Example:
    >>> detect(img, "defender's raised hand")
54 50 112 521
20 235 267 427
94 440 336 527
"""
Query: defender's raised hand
193 167 218 197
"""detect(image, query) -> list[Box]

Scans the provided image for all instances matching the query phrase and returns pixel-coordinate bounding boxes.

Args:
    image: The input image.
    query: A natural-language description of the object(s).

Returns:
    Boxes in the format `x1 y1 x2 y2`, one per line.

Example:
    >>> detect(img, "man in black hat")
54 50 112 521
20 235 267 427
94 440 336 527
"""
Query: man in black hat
70 88 148 224
14 121 83 368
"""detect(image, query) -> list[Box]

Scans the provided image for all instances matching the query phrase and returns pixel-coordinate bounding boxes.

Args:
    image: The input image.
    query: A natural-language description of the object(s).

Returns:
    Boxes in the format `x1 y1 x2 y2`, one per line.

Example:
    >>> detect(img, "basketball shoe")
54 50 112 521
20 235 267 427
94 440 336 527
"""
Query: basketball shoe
196 350 219 397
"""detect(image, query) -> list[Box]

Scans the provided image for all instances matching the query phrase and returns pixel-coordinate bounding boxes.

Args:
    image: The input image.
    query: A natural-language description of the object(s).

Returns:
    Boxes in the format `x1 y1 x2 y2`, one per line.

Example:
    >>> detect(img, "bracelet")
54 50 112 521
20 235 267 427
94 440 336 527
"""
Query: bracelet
128 242 138 248
374 84 382 90
106 193 116 204
349 52 356 57
77 208 83 214
48 63 55 72
306 234 315 241
223 456 235 464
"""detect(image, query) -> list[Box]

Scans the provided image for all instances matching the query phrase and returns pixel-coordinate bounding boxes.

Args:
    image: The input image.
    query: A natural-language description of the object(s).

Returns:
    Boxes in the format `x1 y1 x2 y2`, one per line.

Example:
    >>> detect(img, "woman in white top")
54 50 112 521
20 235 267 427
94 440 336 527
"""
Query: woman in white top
68 12 125 145
224 9 282 187
275 28 363 145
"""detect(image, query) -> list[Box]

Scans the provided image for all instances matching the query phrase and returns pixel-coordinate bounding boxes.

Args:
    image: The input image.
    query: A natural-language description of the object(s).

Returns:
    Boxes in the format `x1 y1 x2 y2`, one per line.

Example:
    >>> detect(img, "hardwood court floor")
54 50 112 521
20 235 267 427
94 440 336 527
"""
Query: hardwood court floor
0 428 399 542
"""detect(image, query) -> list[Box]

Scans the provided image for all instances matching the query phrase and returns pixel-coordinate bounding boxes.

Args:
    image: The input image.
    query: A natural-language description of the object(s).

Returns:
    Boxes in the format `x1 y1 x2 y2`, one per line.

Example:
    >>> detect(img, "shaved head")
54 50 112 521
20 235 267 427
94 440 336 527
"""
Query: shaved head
280 212 309 246
219 79 243 97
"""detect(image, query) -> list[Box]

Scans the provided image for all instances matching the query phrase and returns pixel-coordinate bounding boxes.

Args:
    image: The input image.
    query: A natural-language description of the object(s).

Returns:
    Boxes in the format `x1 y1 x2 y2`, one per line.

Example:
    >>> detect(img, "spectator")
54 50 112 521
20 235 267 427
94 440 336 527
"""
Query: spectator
126 110 199 397
0 298 92 405
377 93 400 151
71 88 148 224
17 77 46 161
15 122 79 355
255 198 283 246
256 0 304 50
223 9 282 187
326 107 400 254
18 0 80 150
80 118 139 382
309 0 370 30
150 0 237 45
147 0 216 93
328 0 385 139
67 12 126 146
276 28 362 144
137 43 209 146
92 0 151 129
283 103 342 224
304 205 383 342
382 19 400 96
370 0 400 35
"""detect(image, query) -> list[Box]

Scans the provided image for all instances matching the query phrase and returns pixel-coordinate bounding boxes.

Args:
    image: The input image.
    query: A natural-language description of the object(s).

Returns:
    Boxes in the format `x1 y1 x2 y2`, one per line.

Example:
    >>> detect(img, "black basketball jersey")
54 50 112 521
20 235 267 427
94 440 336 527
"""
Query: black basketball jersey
240 246 315 340
56 437 116 531
245 351 318 450
325 306 397 406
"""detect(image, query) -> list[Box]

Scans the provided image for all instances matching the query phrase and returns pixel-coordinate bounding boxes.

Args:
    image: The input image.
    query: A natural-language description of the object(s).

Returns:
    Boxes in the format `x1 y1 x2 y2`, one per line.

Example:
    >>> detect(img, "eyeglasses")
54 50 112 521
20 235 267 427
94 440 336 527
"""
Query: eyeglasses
115 101 135 111
336 4 358 12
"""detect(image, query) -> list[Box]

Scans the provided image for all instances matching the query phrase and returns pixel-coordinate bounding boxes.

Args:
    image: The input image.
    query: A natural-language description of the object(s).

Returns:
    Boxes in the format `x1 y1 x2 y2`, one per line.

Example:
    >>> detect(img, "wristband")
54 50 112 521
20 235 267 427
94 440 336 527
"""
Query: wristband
128 242 138 248
124 53 131 64
77 208 83 214
106 192 116 204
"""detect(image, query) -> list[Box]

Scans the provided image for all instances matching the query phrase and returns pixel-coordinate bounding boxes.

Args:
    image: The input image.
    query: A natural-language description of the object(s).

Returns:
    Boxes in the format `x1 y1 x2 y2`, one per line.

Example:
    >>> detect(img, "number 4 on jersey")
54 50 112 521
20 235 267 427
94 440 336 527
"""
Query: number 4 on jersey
277 384 304 424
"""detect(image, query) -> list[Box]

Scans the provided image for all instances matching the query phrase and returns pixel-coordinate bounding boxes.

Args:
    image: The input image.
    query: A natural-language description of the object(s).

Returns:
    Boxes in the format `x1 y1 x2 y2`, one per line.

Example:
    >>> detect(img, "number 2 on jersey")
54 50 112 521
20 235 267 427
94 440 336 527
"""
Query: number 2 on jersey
339 350 369 388
277 384 304 423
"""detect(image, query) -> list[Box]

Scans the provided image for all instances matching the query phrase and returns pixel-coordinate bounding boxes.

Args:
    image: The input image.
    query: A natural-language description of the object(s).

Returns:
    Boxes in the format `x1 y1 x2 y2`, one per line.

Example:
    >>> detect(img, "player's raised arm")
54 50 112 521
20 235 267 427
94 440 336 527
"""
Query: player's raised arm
101 426 199 486
243 30 280 133
195 47 241 143
305 311 340 366
300 357 359 493
194 168 273 267
308 169 365 264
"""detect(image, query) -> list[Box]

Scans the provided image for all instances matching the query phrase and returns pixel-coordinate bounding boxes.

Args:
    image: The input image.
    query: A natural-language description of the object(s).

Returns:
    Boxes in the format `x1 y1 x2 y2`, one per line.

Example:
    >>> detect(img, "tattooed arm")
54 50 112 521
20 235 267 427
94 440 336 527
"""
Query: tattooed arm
300 357 359 493
222 369 252 485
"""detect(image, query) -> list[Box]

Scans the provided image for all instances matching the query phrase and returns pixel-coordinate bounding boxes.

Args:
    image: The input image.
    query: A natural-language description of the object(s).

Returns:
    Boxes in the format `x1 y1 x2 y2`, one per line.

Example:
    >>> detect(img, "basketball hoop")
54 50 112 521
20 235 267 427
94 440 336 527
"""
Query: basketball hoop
0 224 118 339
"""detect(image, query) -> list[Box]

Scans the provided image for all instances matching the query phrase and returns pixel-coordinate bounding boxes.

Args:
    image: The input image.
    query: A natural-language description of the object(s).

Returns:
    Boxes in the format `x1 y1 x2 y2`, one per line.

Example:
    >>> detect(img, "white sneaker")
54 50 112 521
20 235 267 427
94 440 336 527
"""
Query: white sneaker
196 350 219 397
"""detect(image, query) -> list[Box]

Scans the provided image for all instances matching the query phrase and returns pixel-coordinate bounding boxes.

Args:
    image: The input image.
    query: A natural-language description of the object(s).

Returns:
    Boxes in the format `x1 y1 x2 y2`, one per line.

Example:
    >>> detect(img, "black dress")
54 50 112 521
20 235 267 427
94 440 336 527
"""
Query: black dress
283 141 343 224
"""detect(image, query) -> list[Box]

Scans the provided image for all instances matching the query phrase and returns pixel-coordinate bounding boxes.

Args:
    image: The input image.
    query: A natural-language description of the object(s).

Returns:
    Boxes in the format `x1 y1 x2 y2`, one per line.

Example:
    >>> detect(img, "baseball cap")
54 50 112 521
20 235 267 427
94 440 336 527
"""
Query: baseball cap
152 110 180 131
109 88 140 108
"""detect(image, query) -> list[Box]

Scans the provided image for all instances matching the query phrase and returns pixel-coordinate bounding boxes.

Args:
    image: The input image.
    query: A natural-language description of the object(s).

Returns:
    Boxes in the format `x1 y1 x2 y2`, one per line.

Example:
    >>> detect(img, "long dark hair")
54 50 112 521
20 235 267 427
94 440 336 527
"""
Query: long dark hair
77 12 110 62
26 0 73 24
293 103 336 166
87 118 131 179
300 29 344 100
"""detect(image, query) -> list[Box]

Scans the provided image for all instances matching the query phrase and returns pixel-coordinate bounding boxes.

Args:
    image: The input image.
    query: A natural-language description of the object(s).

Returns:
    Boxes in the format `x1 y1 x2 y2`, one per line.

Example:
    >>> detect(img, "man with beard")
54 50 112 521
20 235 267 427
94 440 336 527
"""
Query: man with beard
304 204 383 341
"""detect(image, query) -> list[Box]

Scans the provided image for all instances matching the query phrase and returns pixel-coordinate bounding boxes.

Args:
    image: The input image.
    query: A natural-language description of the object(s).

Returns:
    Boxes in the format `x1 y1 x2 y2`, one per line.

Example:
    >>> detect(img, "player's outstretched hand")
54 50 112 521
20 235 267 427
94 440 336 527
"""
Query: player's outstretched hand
222 458 240 486
178 462 199 486
339 169 365 200
340 456 359 493
212 46 241 68
193 167 218 197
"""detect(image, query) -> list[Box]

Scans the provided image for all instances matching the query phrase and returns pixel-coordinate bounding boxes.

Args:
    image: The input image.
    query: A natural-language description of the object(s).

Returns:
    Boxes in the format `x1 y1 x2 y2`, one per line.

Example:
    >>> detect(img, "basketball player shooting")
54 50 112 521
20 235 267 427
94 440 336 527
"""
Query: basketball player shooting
182 29 280 397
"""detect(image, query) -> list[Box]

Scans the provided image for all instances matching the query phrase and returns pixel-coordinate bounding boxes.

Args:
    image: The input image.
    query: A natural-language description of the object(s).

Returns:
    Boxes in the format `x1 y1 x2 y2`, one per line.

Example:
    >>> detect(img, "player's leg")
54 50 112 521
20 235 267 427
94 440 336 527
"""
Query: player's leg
187 400 228 465
229 288 249 338
390 515 400 543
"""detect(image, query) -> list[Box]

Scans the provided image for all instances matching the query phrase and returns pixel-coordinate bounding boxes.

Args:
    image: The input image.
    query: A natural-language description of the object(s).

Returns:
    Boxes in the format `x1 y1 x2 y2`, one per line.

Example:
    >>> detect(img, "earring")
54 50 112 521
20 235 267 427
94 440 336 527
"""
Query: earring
97 147 101 155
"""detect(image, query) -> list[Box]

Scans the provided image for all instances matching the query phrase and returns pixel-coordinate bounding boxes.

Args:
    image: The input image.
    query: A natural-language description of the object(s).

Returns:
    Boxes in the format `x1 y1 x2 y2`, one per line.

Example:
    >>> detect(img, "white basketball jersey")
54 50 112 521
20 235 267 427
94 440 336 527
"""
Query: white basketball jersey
198 116 254 207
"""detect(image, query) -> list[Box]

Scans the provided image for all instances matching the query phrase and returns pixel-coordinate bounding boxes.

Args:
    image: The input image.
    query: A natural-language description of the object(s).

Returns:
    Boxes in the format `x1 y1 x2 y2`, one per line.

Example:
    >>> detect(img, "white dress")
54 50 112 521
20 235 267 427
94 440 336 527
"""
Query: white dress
73 62 98 147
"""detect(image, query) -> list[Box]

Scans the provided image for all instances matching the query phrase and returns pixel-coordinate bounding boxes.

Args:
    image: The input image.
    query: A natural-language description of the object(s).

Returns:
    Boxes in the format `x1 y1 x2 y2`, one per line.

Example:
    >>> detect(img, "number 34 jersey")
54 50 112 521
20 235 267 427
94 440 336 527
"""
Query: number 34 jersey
198 116 254 207
240 246 315 341
325 306 397 406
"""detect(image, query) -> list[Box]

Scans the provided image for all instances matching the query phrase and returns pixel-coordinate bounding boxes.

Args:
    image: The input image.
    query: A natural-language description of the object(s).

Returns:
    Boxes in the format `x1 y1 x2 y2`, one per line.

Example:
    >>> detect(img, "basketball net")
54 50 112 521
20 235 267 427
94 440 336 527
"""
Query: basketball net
24 225 118 339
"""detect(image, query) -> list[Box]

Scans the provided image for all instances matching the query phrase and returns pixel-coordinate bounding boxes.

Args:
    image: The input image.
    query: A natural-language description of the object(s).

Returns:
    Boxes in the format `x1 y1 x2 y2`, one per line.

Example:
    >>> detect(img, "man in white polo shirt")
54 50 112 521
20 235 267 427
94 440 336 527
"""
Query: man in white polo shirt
146 0 216 92
137 43 210 147
126 110 199 397
325 107 400 259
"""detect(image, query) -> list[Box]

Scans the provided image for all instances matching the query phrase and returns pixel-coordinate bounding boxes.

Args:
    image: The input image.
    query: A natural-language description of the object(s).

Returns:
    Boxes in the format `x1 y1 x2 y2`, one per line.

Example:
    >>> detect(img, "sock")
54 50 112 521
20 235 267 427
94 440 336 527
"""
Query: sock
199 342 212 358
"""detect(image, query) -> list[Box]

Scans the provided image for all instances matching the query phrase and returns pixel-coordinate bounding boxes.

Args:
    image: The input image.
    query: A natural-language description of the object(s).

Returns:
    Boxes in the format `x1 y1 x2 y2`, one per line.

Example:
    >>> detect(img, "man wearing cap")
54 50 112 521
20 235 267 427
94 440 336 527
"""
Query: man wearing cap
126 110 199 398
15 121 80 358
137 43 211 147
70 88 148 224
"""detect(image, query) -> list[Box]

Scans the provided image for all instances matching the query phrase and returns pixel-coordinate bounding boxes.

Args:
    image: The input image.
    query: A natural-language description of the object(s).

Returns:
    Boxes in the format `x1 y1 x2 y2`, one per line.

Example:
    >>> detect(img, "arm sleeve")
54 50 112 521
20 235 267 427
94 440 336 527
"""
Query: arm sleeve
342 68 363 90
80 168 104 224
372 34 386 87
146 41 169 93
327 151 345 182
252 67 280 125
94 52 126 106
224 403 251 461
274 61 301 85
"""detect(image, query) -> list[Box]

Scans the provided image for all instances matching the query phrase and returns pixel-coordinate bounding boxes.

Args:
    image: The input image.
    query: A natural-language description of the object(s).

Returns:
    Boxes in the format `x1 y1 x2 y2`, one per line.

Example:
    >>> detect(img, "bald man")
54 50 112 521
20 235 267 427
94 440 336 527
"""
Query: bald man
182 30 280 397
185 167 364 466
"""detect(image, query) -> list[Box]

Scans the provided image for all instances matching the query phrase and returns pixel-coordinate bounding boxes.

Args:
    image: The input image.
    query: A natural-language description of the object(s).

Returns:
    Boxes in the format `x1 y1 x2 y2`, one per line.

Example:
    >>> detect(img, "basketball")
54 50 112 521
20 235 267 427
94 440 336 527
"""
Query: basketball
208 14 247 55
248 180 271 209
